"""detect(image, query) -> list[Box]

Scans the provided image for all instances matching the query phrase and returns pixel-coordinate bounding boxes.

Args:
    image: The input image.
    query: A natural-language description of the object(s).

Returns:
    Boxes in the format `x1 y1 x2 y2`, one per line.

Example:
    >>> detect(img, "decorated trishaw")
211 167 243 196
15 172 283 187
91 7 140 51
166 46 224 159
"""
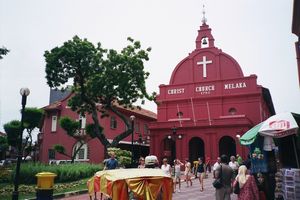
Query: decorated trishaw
87 168 173 200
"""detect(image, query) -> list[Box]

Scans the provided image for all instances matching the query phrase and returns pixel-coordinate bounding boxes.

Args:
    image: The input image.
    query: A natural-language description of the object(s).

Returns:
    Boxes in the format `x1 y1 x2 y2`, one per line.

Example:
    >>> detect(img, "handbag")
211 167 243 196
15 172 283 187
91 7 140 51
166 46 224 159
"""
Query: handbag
233 180 240 194
212 165 223 189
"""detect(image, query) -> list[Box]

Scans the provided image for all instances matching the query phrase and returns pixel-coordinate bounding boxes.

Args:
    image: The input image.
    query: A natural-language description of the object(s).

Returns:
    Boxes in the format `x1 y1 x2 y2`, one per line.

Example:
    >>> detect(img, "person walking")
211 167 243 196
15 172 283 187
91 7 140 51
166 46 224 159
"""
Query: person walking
205 155 211 173
104 152 118 170
137 157 145 168
173 159 184 192
229 156 239 177
197 157 206 192
215 154 234 200
234 165 259 200
236 154 243 166
161 158 171 177
213 157 221 178
184 159 193 187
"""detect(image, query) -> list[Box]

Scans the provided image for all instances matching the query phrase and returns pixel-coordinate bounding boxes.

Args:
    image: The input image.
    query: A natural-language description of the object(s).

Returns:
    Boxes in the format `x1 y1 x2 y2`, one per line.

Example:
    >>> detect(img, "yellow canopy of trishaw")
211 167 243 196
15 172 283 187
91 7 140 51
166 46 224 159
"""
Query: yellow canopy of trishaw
87 168 173 200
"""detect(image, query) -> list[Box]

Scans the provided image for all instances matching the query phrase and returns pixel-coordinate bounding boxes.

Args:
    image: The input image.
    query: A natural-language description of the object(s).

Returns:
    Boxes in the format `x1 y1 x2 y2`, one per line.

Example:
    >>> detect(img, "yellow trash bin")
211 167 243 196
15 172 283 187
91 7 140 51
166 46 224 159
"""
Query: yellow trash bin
36 172 57 189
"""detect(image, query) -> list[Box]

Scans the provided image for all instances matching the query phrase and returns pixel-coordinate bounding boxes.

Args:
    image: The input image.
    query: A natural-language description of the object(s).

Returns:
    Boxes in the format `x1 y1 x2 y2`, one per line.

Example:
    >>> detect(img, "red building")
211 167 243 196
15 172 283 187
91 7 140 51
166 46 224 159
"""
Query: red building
149 18 275 163
38 94 156 164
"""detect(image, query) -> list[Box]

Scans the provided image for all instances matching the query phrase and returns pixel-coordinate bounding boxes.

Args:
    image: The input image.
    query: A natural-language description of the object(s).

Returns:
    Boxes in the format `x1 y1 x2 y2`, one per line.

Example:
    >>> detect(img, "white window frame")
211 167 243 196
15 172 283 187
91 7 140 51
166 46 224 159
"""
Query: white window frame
73 142 88 161
51 115 57 132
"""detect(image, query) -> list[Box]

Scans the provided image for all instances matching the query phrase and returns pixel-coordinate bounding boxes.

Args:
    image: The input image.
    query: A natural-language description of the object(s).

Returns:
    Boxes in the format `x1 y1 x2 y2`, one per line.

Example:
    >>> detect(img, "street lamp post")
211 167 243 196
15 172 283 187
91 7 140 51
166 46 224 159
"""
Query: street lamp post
167 126 182 162
130 115 135 167
138 134 142 158
12 88 30 200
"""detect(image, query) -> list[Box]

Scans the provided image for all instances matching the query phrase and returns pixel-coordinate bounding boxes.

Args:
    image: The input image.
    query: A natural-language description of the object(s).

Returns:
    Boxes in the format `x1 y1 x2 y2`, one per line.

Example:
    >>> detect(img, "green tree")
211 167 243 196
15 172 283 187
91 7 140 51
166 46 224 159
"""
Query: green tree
3 108 44 160
44 36 154 151
53 116 94 163
0 136 9 159
0 47 9 59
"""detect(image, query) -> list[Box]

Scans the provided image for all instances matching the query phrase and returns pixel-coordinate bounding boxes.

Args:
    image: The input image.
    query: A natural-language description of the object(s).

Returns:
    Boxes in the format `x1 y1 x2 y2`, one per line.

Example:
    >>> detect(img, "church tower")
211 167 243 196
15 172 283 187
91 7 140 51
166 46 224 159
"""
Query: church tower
149 8 275 163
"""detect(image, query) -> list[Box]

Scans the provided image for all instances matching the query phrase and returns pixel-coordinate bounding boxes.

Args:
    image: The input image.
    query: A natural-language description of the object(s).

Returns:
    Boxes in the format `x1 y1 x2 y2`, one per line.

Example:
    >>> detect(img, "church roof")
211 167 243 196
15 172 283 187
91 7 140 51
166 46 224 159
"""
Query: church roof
43 93 156 120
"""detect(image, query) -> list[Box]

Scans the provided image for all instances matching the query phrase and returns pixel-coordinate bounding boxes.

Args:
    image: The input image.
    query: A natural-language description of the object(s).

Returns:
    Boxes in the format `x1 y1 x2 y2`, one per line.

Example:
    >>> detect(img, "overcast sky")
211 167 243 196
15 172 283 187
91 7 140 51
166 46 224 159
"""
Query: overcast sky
0 0 299 132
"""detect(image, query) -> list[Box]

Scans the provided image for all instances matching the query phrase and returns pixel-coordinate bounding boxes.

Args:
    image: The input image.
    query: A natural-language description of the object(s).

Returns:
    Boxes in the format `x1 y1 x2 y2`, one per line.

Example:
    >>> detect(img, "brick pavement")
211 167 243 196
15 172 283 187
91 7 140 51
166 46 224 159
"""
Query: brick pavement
60 173 238 200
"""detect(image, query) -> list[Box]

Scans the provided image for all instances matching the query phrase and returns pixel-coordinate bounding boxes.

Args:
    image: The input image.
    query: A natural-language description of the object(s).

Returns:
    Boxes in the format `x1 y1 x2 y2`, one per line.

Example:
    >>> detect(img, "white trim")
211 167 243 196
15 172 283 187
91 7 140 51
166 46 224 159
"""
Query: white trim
51 115 57 132
107 139 149 146
168 118 191 122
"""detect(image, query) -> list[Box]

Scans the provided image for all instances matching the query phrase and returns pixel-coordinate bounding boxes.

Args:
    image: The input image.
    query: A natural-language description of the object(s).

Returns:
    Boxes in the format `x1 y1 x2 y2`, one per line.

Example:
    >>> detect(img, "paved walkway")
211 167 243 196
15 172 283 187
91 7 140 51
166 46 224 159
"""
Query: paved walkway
60 173 237 200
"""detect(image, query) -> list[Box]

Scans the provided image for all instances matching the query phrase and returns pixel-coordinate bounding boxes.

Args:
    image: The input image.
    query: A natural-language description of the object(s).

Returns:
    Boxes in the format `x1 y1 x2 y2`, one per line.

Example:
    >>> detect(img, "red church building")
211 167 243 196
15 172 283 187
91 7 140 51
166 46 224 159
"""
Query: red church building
38 93 156 164
149 17 275 163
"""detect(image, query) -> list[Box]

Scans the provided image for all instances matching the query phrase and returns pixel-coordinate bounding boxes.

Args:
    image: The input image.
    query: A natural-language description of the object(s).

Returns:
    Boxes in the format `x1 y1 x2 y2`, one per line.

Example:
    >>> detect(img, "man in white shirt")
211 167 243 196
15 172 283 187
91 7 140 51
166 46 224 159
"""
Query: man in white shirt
161 158 171 177
213 157 221 178
229 156 239 177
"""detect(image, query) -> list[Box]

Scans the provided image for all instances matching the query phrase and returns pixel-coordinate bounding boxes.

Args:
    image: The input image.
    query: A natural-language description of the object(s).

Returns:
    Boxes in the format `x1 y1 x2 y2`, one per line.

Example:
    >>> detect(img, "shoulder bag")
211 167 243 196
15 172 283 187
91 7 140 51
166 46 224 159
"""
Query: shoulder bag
233 179 240 194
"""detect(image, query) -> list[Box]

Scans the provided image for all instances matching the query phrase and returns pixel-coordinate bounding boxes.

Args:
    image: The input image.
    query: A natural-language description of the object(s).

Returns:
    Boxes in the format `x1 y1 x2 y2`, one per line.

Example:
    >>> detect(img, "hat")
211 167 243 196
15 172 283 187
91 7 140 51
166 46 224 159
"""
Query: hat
145 155 158 166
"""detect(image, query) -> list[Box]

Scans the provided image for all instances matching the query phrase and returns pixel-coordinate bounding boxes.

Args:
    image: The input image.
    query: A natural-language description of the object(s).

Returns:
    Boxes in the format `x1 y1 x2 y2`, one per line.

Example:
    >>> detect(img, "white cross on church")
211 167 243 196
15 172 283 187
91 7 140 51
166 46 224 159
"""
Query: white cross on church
197 56 212 78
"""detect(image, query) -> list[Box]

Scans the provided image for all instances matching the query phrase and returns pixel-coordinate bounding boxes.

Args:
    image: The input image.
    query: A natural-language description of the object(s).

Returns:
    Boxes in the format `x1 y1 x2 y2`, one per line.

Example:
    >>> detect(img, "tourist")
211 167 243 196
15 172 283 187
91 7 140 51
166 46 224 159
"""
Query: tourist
104 152 118 170
205 155 211 173
197 157 205 192
236 154 243 166
229 156 239 177
173 159 184 192
234 165 259 200
145 155 158 168
161 158 171 176
184 159 193 187
138 157 145 168
215 154 234 200
213 157 221 178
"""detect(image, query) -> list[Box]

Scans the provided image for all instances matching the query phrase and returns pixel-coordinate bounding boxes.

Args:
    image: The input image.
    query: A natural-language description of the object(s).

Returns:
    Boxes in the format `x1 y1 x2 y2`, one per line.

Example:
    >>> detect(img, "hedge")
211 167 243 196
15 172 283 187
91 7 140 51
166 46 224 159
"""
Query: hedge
7 162 103 184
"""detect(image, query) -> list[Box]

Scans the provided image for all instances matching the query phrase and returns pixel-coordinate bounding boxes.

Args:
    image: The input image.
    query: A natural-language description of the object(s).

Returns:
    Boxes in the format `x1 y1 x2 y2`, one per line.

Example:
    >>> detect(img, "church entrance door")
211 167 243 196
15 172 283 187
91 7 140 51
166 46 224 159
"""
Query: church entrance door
163 138 175 163
219 136 236 157
189 137 205 163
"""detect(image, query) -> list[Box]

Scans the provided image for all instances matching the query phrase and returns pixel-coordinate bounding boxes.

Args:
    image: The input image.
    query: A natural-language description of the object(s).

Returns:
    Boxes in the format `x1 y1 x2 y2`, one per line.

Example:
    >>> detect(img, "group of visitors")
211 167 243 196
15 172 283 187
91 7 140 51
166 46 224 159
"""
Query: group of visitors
214 154 262 200
103 152 263 200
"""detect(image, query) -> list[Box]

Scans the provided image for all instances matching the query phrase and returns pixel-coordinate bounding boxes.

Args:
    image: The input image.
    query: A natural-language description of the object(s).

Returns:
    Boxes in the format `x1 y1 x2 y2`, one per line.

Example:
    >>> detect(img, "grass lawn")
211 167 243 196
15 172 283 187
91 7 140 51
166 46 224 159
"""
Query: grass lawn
0 178 89 200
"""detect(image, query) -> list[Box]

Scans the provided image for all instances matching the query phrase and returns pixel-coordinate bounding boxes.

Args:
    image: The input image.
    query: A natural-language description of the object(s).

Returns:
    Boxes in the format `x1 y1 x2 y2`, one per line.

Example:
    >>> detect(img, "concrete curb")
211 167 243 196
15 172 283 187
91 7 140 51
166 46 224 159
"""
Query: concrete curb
55 189 88 199
24 189 89 200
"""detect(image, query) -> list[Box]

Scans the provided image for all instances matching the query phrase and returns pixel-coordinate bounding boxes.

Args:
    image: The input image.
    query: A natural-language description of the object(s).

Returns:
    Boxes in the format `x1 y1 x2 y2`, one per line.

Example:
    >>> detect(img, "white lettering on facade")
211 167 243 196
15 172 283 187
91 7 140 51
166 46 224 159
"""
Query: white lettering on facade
195 85 215 94
167 88 185 95
224 82 247 90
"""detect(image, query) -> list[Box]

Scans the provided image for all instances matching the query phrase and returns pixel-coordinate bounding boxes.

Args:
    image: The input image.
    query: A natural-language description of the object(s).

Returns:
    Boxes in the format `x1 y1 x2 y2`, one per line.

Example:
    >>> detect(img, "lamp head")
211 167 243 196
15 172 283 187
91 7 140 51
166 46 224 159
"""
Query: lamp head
130 115 135 121
20 88 30 96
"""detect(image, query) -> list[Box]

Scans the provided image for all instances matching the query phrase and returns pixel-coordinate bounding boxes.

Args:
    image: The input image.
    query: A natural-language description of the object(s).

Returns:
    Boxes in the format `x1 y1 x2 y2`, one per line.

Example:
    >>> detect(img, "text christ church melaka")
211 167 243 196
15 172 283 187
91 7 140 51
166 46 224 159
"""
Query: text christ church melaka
148 14 275 163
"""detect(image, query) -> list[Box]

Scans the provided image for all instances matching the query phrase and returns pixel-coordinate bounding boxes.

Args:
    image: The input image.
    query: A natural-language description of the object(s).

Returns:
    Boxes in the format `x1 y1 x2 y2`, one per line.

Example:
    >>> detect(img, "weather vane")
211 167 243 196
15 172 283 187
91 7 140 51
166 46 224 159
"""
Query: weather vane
202 4 207 24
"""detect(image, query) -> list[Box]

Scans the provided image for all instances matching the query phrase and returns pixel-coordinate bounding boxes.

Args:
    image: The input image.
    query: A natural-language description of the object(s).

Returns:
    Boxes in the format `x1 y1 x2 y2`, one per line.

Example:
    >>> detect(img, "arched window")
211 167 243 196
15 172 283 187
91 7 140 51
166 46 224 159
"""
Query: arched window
229 108 237 115
73 142 88 160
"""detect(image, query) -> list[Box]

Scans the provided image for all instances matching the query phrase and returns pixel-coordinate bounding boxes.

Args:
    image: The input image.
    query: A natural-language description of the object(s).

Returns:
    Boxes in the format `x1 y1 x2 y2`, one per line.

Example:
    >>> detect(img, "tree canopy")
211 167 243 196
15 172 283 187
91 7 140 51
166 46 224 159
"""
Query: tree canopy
44 36 154 149
0 47 9 59
3 108 44 158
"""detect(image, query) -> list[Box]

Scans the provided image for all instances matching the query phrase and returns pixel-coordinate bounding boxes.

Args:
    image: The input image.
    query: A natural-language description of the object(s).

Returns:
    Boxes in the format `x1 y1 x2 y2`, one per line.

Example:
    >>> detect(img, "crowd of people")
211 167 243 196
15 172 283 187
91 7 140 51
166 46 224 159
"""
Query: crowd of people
103 152 265 200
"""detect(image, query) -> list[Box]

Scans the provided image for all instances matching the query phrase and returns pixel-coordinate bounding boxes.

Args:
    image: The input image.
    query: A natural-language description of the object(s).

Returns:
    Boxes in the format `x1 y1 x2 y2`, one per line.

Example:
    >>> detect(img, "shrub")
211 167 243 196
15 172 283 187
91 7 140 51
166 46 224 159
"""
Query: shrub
10 162 102 184
0 167 12 183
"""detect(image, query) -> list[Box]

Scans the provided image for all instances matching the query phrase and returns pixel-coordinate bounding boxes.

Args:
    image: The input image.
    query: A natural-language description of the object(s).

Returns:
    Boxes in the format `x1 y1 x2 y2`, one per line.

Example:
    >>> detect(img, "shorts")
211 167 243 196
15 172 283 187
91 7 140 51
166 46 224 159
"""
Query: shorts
197 172 205 179
174 171 181 179
184 171 191 176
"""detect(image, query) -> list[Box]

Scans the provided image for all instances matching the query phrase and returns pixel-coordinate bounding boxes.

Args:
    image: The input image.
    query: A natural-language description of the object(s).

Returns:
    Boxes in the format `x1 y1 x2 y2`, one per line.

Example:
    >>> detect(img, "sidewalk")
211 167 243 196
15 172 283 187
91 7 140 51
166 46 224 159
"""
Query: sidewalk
59 173 238 200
